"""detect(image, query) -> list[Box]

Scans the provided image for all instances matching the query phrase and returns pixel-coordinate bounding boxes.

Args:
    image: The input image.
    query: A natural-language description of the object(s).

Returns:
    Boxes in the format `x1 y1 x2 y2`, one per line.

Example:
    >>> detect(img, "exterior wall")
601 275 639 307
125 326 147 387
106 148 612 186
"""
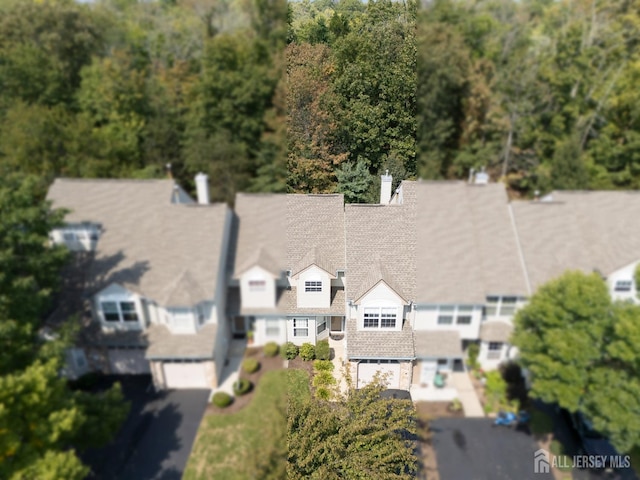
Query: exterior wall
478 341 510 370
94 283 145 332
354 282 405 332
240 266 277 309
253 316 287 346
296 267 331 309
482 297 527 323
607 260 639 303
287 316 318 345
414 305 482 340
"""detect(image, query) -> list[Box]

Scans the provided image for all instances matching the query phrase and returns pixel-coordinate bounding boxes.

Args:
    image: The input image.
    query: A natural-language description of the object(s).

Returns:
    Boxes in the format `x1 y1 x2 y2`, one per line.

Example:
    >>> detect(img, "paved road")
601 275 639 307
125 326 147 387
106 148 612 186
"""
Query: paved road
431 417 554 480
81 375 210 480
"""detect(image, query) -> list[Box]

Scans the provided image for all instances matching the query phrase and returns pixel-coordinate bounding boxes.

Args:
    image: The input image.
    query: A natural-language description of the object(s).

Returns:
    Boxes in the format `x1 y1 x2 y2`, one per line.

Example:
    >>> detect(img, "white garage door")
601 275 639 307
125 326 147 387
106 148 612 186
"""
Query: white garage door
357 360 401 389
108 348 150 374
163 362 209 389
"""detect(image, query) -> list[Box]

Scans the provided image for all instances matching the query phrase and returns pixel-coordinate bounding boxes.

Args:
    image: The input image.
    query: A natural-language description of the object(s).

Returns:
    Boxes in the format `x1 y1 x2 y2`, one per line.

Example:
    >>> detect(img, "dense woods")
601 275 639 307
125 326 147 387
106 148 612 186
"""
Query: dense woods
2 0 640 200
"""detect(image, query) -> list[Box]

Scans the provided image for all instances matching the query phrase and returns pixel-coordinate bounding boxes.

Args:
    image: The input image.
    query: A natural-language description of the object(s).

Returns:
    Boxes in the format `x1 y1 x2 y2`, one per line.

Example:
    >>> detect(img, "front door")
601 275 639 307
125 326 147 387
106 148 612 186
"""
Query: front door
330 316 344 332
233 316 246 337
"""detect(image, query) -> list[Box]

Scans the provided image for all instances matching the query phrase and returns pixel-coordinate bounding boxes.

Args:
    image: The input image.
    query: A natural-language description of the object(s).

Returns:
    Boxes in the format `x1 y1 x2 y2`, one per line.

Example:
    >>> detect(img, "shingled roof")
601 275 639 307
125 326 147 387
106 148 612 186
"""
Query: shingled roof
345 196 416 303
346 318 415 359
287 194 345 275
232 193 286 277
47 178 229 306
414 181 529 304
512 191 640 289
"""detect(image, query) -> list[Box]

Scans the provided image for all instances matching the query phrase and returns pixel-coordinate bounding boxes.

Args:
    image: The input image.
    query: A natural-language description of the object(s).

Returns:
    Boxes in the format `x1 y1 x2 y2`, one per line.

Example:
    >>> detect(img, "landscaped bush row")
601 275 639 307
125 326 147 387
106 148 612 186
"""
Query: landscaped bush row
212 392 233 408
233 378 252 396
280 340 331 361
242 358 260 374
263 342 279 357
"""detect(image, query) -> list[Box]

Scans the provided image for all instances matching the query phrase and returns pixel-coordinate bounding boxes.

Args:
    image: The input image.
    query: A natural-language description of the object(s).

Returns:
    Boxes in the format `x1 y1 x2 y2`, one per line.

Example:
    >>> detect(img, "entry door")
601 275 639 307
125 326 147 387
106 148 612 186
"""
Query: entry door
421 360 437 384
233 316 246 334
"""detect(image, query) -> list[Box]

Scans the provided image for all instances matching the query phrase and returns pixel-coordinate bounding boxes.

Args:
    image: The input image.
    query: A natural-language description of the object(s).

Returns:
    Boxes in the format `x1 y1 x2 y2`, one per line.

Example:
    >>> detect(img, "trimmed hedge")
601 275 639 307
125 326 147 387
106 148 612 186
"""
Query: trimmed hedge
242 358 260 374
300 343 315 361
313 360 334 372
315 339 330 360
315 386 331 400
233 378 252 396
212 392 233 408
312 370 336 388
263 342 279 357
282 342 299 360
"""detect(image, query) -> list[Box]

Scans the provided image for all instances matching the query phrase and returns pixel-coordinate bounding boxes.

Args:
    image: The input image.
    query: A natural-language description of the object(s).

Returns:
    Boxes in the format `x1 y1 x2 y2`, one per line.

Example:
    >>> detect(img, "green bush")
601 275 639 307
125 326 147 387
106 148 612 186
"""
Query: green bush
467 342 480 370
299 343 316 361
233 378 252 396
484 370 509 412
315 386 331 400
315 339 330 360
263 342 279 357
529 408 553 436
312 370 336 388
212 392 233 408
313 360 334 372
242 358 260 374
282 342 299 360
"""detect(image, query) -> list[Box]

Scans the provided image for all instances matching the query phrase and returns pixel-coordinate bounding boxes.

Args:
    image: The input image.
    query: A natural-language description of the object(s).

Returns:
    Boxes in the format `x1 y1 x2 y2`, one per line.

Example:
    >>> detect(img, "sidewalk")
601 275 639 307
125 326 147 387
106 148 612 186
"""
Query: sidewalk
329 336 348 395
213 339 246 396
452 372 484 417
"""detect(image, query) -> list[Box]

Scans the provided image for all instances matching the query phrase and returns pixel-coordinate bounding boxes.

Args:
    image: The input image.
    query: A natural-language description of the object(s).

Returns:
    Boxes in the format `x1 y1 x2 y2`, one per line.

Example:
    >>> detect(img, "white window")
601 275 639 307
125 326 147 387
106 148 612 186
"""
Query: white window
305 281 322 292
485 296 519 317
487 342 503 360
437 305 454 325
456 306 473 325
615 280 633 292
317 317 327 335
63 231 78 243
293 318 308 337
364 307 397 329
101 301 139 323
266 319 280 336
249 280 266 292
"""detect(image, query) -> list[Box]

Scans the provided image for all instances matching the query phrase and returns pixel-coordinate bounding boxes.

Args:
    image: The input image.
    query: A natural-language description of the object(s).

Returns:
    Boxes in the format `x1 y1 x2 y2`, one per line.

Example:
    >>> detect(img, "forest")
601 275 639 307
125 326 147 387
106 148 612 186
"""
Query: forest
1 0 640 201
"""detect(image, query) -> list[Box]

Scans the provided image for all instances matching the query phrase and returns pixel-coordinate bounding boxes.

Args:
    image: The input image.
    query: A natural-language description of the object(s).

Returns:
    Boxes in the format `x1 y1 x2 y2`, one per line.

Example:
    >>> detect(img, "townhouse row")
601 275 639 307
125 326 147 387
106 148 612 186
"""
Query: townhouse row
45 172 640 390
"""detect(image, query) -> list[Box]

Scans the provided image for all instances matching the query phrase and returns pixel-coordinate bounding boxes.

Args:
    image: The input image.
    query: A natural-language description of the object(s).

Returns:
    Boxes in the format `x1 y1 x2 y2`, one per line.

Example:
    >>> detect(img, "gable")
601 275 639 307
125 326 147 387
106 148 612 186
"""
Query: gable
357 280 406 305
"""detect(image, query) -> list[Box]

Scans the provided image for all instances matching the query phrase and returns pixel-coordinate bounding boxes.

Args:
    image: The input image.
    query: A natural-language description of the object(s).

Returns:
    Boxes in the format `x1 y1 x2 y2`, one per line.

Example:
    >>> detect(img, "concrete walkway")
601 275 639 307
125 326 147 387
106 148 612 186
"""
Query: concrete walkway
452 372 484 417
213 339 246 396
329 336 349 395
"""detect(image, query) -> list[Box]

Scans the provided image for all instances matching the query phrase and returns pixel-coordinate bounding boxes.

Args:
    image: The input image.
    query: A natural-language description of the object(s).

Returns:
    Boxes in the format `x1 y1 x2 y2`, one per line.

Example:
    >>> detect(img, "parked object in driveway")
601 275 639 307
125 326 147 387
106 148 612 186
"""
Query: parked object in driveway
493 410 530 427
569 410 619 462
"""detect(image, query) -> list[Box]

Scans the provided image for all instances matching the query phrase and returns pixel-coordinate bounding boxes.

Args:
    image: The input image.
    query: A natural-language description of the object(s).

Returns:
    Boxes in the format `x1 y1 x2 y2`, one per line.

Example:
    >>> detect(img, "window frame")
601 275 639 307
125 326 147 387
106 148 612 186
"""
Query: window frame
316 317 327 335
266 319 280 336
101 300 139 323
249 279 267 292
293 318 309 337
487 342 503 360
485 296 520 317
304 280 322 293
614 280 633 292
363 306 397 330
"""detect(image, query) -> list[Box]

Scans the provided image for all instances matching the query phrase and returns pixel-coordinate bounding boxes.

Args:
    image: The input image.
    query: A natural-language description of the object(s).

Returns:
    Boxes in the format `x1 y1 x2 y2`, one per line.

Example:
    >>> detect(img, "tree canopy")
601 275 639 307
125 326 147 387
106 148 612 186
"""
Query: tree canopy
512 271 640 453
287 377 418 479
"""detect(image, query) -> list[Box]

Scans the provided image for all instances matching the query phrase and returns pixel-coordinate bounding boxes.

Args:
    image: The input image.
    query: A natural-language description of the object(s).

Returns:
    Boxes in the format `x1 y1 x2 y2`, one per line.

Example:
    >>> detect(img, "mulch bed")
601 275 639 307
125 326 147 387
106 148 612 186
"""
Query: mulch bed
416 401 465 421
206 347 285 415
287 356 315 376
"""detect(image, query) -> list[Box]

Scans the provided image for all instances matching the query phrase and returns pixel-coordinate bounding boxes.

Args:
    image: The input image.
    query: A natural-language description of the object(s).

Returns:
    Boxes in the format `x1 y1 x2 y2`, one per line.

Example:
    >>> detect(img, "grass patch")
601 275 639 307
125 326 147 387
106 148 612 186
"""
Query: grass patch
183 369 309 480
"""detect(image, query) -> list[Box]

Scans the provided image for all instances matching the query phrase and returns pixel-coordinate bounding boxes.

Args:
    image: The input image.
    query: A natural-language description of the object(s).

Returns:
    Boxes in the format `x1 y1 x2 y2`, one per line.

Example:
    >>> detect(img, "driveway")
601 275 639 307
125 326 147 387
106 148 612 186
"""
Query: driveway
431 417 554 480
81 375 210 480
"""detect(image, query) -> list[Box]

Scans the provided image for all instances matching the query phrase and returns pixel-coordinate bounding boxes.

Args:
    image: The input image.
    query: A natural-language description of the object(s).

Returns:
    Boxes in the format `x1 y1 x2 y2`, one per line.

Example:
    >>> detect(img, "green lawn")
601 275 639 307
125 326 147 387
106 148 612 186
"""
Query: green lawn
183 369 310 480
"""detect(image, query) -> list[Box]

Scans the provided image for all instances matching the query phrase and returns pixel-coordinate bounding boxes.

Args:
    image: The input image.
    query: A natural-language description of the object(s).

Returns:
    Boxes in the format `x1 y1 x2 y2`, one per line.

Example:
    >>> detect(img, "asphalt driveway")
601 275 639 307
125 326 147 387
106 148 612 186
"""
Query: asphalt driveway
81 375 210 480
431 417 554 480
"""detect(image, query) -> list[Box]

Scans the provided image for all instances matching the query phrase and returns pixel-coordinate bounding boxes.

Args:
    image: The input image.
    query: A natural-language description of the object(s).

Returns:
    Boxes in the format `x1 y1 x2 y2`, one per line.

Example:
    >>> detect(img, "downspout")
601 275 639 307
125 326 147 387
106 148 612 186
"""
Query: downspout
508 202 532 296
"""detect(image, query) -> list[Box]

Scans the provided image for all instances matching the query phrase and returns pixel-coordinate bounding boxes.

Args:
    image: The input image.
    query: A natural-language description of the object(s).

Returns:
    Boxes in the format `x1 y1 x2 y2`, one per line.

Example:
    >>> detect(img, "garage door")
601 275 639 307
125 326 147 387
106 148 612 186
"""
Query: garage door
108 347 150 374
357 360 401 389
163 362 209 389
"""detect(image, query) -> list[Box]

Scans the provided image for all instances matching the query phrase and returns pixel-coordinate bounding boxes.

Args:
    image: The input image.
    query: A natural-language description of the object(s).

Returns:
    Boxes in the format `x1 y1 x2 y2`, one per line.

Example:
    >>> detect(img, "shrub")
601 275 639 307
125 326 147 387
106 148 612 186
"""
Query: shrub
242 358 260 374
315 386 331 400
313 360 334 372
263 342 279 357
449 398 462 412
529 408 553 436
312 370 336 388
282 342 298 360
299 343 315 361
485 370 508 411
315 339 330 360
212 392 233 408
467 342 480 370
233 378 252 396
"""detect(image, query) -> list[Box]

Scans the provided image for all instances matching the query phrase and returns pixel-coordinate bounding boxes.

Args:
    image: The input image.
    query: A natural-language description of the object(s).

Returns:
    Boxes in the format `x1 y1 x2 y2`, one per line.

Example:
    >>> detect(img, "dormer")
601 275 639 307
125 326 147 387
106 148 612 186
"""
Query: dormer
51 222 100 251
95 283 144 332
239 265 278 309
355 281 405 332
606 260 639 303
294 265 333 309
